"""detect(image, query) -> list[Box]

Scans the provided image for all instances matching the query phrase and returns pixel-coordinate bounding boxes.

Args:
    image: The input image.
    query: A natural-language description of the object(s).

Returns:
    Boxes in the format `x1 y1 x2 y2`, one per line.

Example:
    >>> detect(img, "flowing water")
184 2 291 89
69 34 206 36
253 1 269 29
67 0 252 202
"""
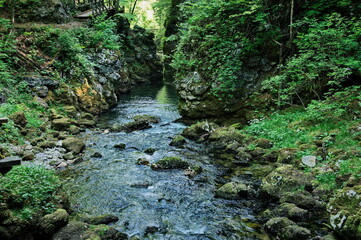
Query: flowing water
64 84 266 240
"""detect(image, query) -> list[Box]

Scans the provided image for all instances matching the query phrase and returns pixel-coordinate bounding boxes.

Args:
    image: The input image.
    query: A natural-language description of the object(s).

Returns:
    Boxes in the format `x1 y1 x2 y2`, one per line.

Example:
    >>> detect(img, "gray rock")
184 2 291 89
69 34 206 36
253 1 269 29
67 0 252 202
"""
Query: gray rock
302 155 317 167
62 137 85 154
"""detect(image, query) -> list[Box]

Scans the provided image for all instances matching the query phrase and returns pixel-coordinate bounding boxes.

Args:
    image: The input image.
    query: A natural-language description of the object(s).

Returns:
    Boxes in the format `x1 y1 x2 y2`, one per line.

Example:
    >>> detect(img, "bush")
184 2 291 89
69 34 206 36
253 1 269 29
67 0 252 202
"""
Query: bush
262 14 361 106
0 165 61 219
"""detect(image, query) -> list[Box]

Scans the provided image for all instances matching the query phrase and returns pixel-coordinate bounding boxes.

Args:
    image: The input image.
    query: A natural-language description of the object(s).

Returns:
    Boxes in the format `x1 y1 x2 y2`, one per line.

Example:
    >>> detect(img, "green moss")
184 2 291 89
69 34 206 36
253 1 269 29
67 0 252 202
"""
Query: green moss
151 156 189 170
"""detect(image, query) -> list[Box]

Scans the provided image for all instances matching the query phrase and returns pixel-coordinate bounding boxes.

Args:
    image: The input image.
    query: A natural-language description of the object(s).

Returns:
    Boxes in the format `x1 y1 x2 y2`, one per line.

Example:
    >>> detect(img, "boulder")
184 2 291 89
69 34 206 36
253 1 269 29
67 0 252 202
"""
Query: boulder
119 120 151 133
144 148 156 155
151 157 189 170
261 165 313 198
52 118 72 131
215 182 250 200
265 217 311 240
40 209 69 234
32 86 49 98
279 191 325 210
328 186 361 239
9 111 27 127
51 221 128 240
62 138 85 154
80 214 119 225
182 121 219 141
169 135 186 147
132 115 160 124
114 143 126 149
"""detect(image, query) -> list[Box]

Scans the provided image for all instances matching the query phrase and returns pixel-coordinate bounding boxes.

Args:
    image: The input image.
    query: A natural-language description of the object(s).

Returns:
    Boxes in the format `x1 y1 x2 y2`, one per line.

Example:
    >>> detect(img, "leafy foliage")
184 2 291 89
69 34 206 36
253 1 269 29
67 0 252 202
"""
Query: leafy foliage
171 0 274 97
263 14 361 106
0 165 61 219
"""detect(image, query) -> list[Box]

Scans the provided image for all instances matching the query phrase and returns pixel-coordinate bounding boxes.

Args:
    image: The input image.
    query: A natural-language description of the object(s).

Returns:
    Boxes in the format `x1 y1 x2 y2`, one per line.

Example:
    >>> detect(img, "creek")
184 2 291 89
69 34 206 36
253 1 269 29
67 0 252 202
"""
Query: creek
63 84 266 240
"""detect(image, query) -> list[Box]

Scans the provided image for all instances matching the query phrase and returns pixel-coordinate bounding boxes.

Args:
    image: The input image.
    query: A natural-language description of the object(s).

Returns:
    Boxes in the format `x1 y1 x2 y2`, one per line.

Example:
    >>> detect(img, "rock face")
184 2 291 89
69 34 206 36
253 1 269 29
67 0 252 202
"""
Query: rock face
2 0 72 23
176 72 244 119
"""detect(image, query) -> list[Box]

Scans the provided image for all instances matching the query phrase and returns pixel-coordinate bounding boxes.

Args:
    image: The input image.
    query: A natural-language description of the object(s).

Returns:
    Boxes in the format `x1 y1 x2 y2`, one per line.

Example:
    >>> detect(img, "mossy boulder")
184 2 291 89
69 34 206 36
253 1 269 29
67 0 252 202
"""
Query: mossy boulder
277 148 297 164
261 165 314 198
52 118 72 131
39 140 57 149
215 182 250 200
78 214 119 225
169 135 186 148
9 111 27 128
151 157 189 170
132 115 160 124
114 143 126 149
119 120 151 133
274 203 309 221
265 217 311 240
280 191 325 210
62 137 85 154
52 221 128 240
144 148 156 155
328 186 361 239
182 121 219 141
40 209 69 234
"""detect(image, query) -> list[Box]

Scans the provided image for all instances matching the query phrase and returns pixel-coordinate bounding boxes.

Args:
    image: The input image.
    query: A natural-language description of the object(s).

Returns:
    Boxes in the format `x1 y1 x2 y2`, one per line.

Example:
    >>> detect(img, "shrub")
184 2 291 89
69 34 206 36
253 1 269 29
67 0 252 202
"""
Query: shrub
0 165 61 219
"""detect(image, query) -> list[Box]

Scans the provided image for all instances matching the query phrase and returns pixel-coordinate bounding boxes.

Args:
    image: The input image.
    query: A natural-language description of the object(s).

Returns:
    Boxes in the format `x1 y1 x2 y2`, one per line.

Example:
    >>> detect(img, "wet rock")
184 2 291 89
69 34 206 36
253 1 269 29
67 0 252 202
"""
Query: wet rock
63 152 75 160
280 225 311 240
69 125 80 135
62 137 85 154
77 119 96 128
22 152 35 161
145 225 159 234
261 165 314 198
52 221 128 240
144 148 156 155
132 115 160 124
81 214 119 225
40 209 69 234
9 111 27 127
280 191 325 210
265 217 296 234
151 157 189 170
52 118 72 131
57 162 68 169
91 152 102 158
208 127 247 150
136 158 150 165
169 135 186 148
235 150 252 166
265 217 311 239
301 155 317 167
130 181 149 188
275 203 309 221
114 143 126 149
119 120 151 133
328 186 361 239
39 141 57 149
182 121 219 141
215 182 250 200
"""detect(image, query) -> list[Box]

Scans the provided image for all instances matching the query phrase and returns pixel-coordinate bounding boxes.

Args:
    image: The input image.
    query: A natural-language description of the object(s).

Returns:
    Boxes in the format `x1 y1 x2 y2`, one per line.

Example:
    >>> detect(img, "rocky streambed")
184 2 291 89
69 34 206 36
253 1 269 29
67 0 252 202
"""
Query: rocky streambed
61 84 270 240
